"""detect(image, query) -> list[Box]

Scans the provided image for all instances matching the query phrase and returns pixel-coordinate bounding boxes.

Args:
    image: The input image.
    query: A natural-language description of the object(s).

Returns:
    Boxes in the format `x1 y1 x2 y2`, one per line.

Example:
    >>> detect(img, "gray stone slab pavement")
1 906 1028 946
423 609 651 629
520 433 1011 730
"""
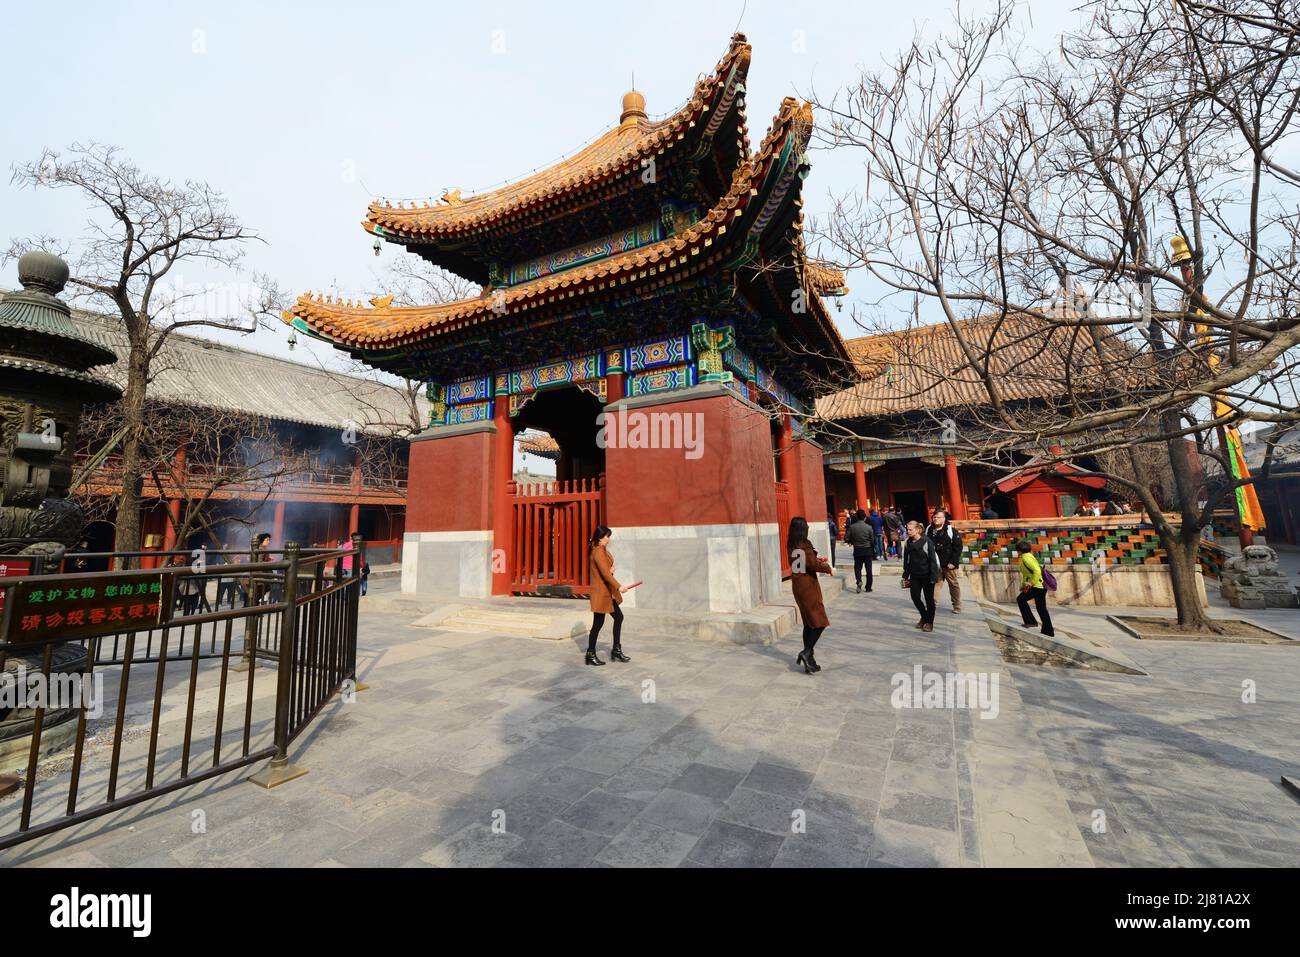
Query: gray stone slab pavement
4 567 1298 868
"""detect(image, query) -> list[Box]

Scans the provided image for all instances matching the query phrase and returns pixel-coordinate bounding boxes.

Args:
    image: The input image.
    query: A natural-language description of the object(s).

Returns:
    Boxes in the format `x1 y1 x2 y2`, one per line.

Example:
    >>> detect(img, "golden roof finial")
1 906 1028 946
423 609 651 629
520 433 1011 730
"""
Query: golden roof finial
621 89 647 127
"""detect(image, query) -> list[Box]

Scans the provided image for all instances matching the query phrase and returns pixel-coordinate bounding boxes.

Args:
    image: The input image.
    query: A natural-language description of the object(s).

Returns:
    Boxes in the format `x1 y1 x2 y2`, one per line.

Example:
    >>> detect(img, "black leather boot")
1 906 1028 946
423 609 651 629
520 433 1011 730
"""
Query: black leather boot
585 650 606 666
796 650 815 674
610 646 630 663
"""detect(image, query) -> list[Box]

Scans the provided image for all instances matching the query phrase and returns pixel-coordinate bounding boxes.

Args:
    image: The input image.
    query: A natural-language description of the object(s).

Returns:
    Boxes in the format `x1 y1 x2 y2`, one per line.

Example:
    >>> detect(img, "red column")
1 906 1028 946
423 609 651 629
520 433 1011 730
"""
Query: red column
272 501 285 549
161 443 187 555
349 449 361 535
777 413 804 516
944 453 963 519
491 393 514 595
607 371 625 404
853 458 868 512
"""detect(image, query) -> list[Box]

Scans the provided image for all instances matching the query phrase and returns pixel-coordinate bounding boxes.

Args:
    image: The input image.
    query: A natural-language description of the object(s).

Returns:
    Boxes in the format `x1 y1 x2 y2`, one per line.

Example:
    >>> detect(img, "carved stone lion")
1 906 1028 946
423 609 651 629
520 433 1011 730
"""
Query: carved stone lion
1224 543 1282 578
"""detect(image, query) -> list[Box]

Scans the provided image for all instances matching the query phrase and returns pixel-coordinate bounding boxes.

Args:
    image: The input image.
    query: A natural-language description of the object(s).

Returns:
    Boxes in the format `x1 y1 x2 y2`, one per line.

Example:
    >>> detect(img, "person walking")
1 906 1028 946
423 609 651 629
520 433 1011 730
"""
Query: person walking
845 509 875 593
867 507 886 559
335 536 369 596
925 508 964 613
902 520 941 632
788 516 834 674
215 543 247 608
1015 539 1055 637
827 512 839 566
883 507 903 559
586 526 630 666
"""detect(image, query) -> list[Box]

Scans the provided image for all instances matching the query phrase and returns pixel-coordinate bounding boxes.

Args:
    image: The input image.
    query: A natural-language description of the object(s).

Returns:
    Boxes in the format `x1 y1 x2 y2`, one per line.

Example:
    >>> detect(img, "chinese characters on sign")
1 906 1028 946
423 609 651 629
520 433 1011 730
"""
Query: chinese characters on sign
3 573 176 645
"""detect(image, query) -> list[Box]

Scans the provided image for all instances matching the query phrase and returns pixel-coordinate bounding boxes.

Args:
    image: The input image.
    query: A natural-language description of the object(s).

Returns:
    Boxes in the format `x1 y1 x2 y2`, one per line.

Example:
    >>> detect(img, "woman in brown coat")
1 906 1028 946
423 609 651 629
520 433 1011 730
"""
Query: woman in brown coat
788 516 834 674
586 526 629 666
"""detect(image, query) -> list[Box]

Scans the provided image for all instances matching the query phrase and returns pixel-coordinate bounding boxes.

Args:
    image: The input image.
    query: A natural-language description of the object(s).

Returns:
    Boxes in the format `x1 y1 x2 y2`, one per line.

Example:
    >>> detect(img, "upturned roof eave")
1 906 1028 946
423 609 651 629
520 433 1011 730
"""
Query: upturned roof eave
362 34 753 247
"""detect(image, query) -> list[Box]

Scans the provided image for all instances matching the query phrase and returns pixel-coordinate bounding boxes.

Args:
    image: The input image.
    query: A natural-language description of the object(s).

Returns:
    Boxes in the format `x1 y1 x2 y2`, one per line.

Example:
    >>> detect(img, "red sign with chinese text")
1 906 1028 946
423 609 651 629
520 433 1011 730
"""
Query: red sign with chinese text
3 572 175 645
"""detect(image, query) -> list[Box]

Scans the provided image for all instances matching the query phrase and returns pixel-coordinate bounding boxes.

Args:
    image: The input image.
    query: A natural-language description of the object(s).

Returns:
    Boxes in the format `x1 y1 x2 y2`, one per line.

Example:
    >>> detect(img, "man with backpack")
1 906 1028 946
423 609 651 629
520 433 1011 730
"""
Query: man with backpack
925 508 964 613
867 508 886 559
845 509 875 593
882 507 903 560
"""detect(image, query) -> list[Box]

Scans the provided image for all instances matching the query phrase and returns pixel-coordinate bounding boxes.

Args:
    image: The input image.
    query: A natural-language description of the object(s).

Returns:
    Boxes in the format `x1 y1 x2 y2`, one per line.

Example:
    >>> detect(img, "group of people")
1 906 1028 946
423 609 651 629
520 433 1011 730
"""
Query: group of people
831 506 908 562
582 507 1056 672
1074 499 1133 516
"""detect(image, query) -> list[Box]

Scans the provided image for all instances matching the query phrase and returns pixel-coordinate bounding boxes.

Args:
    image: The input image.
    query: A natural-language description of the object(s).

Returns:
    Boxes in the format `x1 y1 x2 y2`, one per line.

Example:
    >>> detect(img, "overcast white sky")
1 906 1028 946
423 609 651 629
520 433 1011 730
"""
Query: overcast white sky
0 0 1078 373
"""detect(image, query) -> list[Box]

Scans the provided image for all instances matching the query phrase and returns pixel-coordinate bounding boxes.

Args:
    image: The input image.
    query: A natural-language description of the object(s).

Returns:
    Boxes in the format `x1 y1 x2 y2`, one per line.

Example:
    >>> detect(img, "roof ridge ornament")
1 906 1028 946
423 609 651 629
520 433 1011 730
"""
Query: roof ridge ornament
620 89 647 127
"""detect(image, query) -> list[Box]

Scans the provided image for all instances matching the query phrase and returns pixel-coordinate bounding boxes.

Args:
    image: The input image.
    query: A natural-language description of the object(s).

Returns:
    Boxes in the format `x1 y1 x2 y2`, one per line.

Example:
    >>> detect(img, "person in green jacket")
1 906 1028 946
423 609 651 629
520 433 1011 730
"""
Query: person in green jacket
1015 539 1054 637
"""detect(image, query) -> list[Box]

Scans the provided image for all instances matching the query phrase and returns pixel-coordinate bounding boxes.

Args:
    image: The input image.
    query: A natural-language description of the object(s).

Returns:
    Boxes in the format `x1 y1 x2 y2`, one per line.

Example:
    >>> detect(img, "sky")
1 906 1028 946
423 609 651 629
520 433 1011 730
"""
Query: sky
0 0 1073 374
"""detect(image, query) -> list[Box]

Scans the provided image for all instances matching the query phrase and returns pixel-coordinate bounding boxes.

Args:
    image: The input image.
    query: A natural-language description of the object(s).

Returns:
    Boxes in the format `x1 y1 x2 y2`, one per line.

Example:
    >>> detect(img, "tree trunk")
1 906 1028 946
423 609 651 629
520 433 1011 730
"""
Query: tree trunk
1158 410 1218 632
112 345 150 568
1159 528 1217 631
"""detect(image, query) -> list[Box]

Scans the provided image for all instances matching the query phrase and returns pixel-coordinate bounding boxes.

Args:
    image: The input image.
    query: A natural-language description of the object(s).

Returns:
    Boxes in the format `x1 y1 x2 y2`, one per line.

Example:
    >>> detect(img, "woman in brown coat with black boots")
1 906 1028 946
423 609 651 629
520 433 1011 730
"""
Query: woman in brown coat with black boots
788 516 834 674
586 526 629 666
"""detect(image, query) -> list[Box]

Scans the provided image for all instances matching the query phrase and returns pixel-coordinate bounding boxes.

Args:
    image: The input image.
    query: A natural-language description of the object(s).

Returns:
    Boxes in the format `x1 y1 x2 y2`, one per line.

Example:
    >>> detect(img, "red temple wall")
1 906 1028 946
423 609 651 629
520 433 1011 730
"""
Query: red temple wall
604 391 777 529
407 428 496 532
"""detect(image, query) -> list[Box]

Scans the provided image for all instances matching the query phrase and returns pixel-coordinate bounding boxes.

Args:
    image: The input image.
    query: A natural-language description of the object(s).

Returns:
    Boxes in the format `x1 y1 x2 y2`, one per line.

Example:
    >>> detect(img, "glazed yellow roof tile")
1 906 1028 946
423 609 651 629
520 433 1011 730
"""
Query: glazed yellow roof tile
286 96 814 350
365 35 753 241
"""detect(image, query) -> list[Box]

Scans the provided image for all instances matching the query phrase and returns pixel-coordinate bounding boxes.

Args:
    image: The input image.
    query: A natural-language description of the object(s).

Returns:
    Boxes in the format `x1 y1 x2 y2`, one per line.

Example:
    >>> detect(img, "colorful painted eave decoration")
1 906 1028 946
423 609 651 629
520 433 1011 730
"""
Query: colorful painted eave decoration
507 221 662 286
363 34 753 243
279 95 815 355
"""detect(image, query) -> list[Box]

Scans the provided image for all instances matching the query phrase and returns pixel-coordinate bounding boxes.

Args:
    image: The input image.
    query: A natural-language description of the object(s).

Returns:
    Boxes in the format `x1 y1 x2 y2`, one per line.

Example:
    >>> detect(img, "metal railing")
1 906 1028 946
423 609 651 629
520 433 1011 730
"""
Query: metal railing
0 537 364 851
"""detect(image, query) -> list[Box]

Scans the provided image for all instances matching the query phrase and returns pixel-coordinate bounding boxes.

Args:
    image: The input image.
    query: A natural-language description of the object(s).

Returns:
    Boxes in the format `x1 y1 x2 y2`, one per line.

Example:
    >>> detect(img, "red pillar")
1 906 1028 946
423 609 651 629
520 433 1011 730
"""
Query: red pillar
853 459 868 512
349 449 361 535
944 453 963 519
491 392 514 595
607 370 625 404
272 501 286 549
777 413 804 516
161 443 187 555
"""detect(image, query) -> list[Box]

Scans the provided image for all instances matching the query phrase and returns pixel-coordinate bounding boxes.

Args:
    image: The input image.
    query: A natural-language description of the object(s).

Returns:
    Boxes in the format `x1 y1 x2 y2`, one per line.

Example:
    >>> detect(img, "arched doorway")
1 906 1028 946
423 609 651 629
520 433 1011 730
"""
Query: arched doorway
513 385 605 482
509 386 606 596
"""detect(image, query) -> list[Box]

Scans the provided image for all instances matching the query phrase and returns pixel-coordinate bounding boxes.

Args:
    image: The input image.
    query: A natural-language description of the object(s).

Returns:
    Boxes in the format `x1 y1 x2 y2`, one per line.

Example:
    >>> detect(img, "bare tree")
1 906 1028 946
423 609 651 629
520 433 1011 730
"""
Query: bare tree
70 401 313 549
7 144 282 559
809 0 1300 629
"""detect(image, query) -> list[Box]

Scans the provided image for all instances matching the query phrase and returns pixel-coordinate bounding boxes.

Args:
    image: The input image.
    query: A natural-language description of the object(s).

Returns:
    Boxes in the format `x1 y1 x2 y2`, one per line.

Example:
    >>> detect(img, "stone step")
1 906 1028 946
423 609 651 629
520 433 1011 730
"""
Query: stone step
405 602 588 640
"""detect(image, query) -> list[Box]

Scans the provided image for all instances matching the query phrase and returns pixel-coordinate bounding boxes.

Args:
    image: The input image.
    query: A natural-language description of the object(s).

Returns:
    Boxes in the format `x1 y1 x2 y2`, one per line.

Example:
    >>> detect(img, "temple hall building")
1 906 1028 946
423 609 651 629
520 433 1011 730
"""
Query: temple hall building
284 35 854 612
818 317 1128 523
67 311 417 566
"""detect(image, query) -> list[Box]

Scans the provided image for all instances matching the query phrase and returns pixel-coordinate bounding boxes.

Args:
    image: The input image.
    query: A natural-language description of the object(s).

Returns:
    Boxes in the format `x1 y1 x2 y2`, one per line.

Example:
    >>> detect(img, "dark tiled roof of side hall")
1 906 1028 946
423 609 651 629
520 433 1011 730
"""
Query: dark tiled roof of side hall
816 315 1134 421
69 310 426 437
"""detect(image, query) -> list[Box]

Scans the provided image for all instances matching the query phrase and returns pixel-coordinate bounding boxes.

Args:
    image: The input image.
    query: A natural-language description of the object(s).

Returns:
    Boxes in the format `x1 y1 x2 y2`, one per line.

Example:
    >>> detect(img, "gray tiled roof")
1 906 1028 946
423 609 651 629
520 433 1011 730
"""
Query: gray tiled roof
70 310 427 437
1243 426 1300 474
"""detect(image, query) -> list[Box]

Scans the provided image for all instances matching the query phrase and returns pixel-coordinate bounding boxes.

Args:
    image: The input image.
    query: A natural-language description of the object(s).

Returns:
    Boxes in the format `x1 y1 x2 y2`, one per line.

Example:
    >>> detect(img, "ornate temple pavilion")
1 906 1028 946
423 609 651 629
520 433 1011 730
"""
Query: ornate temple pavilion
285 35 851 611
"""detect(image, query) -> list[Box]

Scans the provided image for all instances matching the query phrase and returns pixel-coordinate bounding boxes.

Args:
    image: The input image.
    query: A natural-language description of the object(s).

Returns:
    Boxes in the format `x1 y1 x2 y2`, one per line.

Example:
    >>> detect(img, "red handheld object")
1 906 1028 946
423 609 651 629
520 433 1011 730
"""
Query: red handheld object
624 581 643 590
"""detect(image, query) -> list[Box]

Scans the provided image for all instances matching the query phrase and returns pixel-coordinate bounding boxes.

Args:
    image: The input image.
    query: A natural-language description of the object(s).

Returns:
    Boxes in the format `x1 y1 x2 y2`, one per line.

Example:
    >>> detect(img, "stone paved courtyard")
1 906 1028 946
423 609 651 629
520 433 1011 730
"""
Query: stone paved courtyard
3 567 1298 868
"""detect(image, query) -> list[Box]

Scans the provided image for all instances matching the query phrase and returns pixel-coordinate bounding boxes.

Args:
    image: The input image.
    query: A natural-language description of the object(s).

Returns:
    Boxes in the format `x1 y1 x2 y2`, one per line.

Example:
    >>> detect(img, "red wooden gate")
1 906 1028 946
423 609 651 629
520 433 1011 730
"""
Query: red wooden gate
511 477 605 595
775 480 792 577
